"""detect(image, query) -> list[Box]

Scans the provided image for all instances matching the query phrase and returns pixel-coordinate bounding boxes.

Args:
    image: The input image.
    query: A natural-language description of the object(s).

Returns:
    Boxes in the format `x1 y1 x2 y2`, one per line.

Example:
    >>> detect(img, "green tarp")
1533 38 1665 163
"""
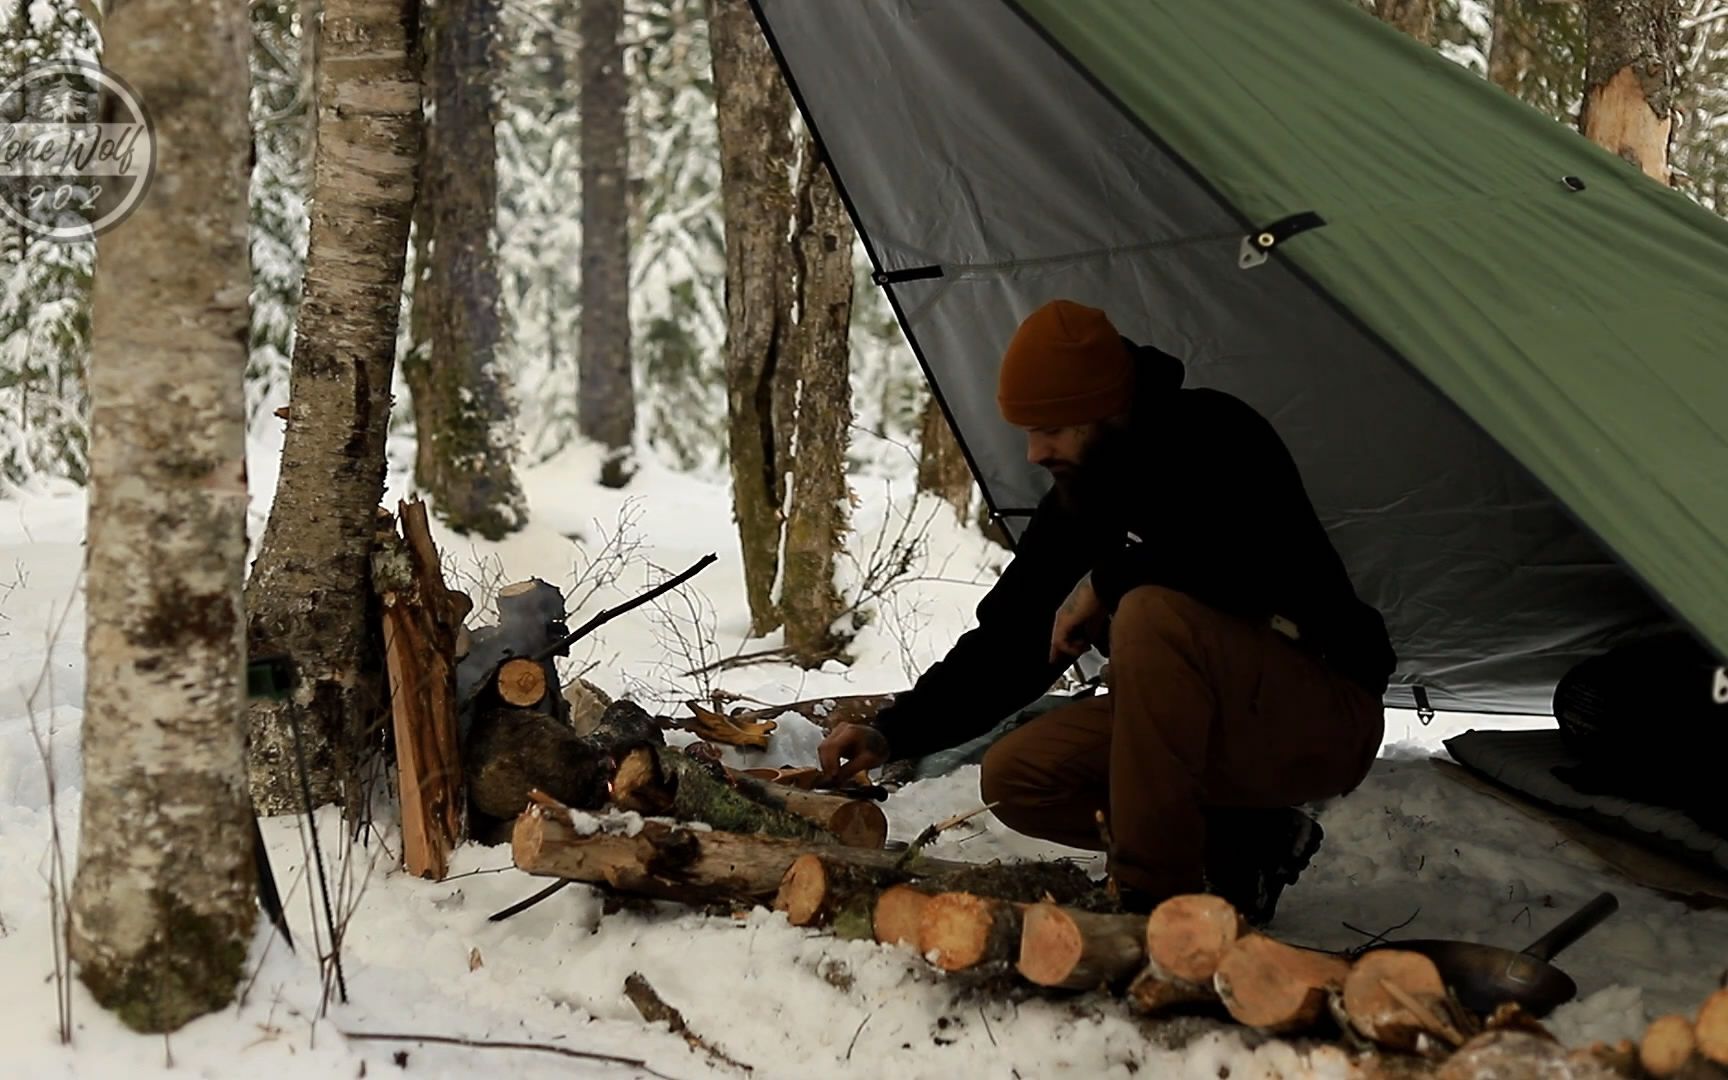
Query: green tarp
749 0 1728 713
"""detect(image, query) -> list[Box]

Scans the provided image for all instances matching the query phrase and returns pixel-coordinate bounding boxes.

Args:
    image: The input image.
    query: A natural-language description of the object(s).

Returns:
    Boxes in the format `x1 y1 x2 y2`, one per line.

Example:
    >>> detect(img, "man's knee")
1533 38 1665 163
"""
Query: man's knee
1110 585 1205 654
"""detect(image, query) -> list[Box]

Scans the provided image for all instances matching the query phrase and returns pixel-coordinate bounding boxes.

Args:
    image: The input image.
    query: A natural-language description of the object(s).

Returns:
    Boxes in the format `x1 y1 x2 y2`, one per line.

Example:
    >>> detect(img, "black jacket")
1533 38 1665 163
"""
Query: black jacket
872 352 1396 763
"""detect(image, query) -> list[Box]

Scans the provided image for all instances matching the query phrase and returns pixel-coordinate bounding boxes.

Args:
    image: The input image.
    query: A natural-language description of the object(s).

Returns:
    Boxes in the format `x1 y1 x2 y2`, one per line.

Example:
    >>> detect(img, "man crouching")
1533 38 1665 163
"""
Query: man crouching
818 299 1396 925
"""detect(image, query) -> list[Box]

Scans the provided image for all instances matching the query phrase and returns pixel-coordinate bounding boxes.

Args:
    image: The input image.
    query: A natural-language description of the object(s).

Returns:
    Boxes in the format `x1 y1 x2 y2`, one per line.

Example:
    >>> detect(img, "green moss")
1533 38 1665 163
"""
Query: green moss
79 888 253 1033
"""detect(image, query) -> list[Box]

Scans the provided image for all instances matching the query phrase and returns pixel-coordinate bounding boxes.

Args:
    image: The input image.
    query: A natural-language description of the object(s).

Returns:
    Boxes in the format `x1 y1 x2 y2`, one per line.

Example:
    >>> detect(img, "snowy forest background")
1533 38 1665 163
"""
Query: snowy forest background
5 0 1726 507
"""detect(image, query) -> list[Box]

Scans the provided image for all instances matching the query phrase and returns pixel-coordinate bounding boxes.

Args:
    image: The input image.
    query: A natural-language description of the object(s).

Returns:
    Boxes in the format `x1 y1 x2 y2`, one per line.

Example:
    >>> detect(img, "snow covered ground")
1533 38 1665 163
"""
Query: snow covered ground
4 438 1727 1079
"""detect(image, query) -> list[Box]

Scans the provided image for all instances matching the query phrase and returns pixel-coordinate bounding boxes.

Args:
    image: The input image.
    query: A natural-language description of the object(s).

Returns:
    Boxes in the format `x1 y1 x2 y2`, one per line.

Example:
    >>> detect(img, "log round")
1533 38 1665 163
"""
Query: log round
1642 1014 1698 1079
497 658 548 707
1701 989 1728 1066
1016 903 1147 991
874 886 932 949
1342 948 1452 1053
918 892 1023 973
1146 893 1243 985
1212 933 1351 1034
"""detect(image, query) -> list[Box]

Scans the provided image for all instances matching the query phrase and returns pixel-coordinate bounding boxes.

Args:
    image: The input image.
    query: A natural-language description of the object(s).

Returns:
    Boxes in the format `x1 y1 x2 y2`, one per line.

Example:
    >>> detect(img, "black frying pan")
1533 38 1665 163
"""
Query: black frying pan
1374 891 1619 1017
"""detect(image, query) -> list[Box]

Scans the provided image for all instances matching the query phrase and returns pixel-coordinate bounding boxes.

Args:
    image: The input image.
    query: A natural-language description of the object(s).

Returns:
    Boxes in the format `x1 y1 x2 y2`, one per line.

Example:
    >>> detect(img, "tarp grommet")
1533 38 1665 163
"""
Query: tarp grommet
1238 211 1326 269
1413 685 1435 725
1561 175 1586 192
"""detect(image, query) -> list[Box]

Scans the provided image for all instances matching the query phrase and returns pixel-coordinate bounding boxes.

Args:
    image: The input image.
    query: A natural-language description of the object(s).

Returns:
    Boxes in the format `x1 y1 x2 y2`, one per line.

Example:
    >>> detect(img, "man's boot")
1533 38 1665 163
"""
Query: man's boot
1202 806 1325 927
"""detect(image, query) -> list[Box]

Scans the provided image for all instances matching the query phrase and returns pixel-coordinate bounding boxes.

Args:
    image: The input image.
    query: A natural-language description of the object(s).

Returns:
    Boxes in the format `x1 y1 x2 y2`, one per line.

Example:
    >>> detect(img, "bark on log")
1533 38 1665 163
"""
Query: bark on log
1644 1015 1699 1079
375 500 469 878
1126 967 1218 1015
919 893 1024 973
467 706 611 819
512 805 976 905
728 773 887 848
1016 903 1147 990
1212 933 1352 1034
609 745 835 843
497 657 548 707
1701 989 1728 1066
874 886 931 948
1343 949 1458 1053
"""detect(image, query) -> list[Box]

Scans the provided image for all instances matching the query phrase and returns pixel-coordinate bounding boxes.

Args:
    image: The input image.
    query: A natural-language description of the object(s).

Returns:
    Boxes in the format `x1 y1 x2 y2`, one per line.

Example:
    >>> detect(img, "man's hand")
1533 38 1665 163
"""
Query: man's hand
1050 572 1105 664
818 722 890 784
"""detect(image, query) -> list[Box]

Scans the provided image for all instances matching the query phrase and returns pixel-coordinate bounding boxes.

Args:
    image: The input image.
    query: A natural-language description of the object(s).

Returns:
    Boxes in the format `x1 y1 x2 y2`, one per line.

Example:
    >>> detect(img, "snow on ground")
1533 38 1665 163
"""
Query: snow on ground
4 440 1728 1078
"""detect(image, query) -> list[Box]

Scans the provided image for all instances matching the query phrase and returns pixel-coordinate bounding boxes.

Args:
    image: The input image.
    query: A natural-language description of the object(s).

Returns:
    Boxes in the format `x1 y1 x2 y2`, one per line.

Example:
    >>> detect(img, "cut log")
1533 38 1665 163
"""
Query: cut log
374 499 471 879
1016 903 1147 990
1145 893 1244 985
1644 1015 1699 1079
513 804 980 906
1212 933 1351 1034
729 772 888 848
609 744 835 844
873 885 931 948
918 892 1024 973
497 657 548 707
1700 989 1728 1066
774 853 885 939
587 700 665 757
1343 949 1460 1053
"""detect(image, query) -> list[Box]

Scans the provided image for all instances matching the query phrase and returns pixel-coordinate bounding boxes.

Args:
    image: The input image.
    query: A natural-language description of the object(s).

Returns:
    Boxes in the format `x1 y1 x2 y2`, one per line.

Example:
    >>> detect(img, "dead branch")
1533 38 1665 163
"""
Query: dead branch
624 972 752 1073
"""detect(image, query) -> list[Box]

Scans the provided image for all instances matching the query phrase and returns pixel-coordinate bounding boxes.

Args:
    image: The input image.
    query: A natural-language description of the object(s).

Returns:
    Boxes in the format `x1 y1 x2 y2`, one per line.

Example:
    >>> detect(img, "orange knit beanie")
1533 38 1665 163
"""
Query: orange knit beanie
996 300 1134 427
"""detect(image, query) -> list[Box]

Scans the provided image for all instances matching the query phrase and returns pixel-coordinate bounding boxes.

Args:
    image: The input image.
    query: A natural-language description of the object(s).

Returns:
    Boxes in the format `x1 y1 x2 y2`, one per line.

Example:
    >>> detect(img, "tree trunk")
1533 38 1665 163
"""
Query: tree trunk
917 396 974 520
579 0 636 487
1581 0 1679 181
403 0 525 538
1376 0 1436 44
71 0 257 1033
710 0 796 637
1487 0 1535 96
245 0 424 813
780 141 855 667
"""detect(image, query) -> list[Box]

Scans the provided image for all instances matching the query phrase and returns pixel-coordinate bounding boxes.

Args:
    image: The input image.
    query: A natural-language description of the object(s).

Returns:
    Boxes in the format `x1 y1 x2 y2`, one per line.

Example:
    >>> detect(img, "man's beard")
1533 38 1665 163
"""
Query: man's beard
1042 424 1128 513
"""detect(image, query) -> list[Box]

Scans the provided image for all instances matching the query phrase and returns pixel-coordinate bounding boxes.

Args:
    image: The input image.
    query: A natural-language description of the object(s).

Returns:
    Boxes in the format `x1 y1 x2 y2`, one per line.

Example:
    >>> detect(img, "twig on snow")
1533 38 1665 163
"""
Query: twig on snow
340 1030 684 1080
624 972 752 1073
1341 907 1421 954
896 802 1000 869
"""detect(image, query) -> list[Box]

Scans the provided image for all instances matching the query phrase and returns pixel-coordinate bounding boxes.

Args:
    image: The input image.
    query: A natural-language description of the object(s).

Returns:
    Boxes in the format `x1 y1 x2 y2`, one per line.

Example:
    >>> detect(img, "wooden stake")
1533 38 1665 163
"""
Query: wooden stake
1016 903 1147 990
1212 933 1351 1034
496 658 548 707
918 893 1023 973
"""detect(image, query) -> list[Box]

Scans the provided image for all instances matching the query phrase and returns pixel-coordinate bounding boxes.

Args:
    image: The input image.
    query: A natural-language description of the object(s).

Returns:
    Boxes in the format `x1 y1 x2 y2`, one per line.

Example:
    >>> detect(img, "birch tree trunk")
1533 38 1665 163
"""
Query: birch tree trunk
245 0 424 813
1375 0 1436 44
579 0 637 488
917 397 974 521
780 140 854 667
71 0 257 1033
1581 0 1680 182
710 0 796 637
402 0 526 538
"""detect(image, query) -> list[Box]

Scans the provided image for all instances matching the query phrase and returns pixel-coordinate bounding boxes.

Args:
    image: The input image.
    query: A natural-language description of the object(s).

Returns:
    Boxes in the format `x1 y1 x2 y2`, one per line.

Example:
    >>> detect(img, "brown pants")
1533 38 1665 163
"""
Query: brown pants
980 585 1384 897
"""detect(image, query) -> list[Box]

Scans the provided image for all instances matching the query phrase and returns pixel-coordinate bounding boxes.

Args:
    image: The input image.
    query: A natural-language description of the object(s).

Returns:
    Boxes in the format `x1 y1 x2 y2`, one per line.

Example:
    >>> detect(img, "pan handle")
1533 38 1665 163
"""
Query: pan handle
1521 891 1619 963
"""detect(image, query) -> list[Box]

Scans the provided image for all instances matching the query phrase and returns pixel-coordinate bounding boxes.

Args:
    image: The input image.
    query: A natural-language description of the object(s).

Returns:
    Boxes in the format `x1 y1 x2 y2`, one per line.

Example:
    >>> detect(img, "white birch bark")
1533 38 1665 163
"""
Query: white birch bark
70 0 258 1033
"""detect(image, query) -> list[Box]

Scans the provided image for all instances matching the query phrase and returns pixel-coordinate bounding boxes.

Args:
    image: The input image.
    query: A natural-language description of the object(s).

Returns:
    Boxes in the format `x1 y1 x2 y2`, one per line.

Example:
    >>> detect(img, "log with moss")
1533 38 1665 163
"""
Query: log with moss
610 744 836 843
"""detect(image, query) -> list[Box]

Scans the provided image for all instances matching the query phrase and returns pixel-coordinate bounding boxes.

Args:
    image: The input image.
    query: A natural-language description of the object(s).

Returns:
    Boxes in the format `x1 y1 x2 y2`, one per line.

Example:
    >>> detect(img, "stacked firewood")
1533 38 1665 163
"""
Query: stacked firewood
510 795 1724 1079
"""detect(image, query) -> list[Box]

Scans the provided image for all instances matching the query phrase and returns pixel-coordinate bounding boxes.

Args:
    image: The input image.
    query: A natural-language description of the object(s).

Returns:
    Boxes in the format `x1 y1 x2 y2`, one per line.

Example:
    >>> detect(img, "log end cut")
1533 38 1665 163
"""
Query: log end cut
1700 989 1728 1066
1017 903 1085 987
775 853 829 927
497 657 548 707
1641 1014 1698 1079
918 892 1021 973
1342 948 1453 1053
1213 933 1350 1034
829 800 889 850
1146 893 1244 986
874 886 931 949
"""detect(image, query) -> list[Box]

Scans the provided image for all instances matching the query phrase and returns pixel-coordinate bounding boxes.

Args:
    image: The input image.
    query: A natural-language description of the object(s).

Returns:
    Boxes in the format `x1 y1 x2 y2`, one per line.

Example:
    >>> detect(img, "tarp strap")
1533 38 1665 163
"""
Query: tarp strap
1238 210 1326 269
873 265 944 286
1413 684 1436 725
